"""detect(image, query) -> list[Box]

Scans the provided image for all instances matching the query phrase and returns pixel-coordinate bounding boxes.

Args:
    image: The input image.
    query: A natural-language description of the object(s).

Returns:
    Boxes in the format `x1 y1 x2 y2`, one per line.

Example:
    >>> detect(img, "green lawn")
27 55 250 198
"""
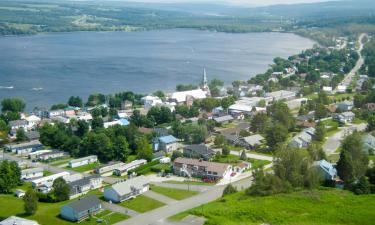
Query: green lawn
0 194 128 225
48 157 73 166
43 170 54 176
163 180 215 186
214 154 270 169
150 185 198 200
170 188 375 225
67 162 99 172
118 195 165 213
247 158 270 170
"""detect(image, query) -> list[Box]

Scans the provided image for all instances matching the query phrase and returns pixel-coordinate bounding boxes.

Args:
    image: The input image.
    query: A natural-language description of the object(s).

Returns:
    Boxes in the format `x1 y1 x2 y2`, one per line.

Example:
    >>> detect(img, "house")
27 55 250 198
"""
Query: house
337 100 354 112
241 134 265 149
104 176 149 203
173 157 232 181
21 167 44 180
68 155 98 168
9 119 28 131
68 175 102 199
103 119 129 128
223 133 240 146
25 115 41 129
32 172 70 193
4 140 43 155
0 216 39 225
37 150 66 161
141 96 163 109
228 97 266 115
60 195 102 222
28 149 52 160
183 144 216 161
337 85 347 93
75 112 93 122
362 134 375 154
213 114 234 124
234 161 251 173
289 127 315 148
322 86 333 93
94 161 125 174
15 189 26 198
113 159 147 176
153 135 179 152
336 111 355 124
265 90 296 102
48 109 65 118
313 159 337 180
169 89 207 104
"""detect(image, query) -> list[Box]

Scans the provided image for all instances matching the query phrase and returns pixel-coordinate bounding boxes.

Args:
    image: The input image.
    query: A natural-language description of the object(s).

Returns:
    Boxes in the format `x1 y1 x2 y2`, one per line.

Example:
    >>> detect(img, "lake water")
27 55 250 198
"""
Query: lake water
0 29 315 110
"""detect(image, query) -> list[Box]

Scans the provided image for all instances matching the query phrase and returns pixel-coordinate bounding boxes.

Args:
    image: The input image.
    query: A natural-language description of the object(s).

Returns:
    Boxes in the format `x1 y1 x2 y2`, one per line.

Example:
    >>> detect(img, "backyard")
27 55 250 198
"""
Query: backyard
150 184 199 200
118 195 165 213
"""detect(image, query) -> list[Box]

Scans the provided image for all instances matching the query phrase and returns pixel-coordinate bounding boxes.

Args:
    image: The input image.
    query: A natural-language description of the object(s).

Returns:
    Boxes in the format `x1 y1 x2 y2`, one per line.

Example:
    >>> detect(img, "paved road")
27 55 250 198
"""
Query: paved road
323 123 367 155
335 33 366 90
102 201 139 217
230 150 273 161
114 177 252 225
143 190 178 205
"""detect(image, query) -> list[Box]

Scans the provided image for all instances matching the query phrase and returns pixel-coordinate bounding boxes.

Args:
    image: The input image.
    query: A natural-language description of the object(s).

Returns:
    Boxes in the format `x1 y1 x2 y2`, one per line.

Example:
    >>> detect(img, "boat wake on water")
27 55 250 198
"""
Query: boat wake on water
31 87 43 91
0 86 14 89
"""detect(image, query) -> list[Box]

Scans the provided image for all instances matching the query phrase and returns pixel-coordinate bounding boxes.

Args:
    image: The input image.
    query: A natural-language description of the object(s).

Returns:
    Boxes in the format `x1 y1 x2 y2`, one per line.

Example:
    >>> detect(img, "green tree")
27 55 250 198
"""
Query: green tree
352 176 371 195
136 137 153 161
367 115 375 132
214 135 226 147
76 120 89 137
68 96 83 108
23 189 38 215
52 177 70 202
315 103 327 119
1 98 25 112
221 96 236 110
267 101 295 130
307 141 326 161
171 151 183 161
250 113 269 133
240 150 247 160
222 184 237 197
337 150 355 183
15 128 27 142
222 145 230 156
80 132 113 162
91 117 104 130
0 160 21 193
112 136 129 162
265 123 288 149
314 122 326 142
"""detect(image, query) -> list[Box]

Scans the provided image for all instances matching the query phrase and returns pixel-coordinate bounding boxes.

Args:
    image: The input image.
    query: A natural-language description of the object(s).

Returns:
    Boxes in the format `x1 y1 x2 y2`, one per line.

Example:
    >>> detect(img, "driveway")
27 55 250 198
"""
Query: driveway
230 150 273 161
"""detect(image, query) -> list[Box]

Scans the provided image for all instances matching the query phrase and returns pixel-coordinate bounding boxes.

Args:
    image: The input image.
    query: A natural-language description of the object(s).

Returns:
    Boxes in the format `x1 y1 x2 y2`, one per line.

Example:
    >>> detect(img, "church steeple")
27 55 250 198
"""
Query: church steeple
201 68 210 95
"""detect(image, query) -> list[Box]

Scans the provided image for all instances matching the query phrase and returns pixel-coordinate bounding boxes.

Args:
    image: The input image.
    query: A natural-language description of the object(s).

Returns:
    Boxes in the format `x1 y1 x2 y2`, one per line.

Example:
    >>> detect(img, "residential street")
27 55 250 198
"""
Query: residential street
322 123 367 155
230 150 273 161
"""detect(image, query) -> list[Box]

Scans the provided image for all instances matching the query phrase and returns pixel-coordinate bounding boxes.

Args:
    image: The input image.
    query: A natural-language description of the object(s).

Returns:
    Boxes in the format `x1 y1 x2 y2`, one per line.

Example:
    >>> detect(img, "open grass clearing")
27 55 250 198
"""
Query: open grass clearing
150 184 199 200
67 162 99 172
118 195 165 213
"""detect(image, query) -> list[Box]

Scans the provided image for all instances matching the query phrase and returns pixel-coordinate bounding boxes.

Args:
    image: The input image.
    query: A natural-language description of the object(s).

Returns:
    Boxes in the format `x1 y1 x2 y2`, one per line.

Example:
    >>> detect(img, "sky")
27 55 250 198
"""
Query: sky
119 0 335 6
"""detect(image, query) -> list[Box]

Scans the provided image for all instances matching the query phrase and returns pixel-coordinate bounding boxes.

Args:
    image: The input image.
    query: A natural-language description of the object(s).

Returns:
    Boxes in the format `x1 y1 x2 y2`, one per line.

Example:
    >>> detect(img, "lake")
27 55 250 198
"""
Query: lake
0 29 315 110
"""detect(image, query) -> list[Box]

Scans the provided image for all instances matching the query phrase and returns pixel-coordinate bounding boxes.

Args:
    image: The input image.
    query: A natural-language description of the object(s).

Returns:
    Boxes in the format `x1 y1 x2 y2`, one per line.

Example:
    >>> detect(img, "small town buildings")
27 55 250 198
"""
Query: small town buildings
153 135 179 153
75 112 93 122
68 155 98 168
68 175 103 199
94 161 125 174
242 134 265 149
9 119 28 131
60 195 102 222
32 172 70 193
104 175 149 203
362 134 375 154
0 216 39 225
313 159 337 180
322 86 333 93
173 157 232 181
159 157 171 164
289 127 315 148
141 96 163 109
265 90 296 102
213 115 234 124
234 161 251 173
48 109 65 118
169 89 208 104
21 167 43 180
37 150 66 161
4 140 43 155
28 149 52 160
113 159 147 176
103 119 129 128
25 115 41 129
336 85 347 93
183 144 216 161
15 189 26 198
335 111 355 124
337 100 354 112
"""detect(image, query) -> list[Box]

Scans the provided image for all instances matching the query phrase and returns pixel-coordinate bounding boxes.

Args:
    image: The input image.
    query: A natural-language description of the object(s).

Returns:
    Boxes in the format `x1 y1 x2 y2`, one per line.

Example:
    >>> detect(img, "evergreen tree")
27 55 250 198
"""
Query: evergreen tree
52 177 70 202
222 145 230 156
314 122 326 142
336 150 355 183
240 150 247 160
23 189 38 215
15 128 27 142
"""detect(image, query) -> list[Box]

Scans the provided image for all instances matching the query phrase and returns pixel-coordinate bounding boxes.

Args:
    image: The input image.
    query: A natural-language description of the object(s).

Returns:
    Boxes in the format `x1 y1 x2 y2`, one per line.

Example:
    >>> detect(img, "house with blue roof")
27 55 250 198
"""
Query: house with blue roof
153 135 179 153
314 159 337 181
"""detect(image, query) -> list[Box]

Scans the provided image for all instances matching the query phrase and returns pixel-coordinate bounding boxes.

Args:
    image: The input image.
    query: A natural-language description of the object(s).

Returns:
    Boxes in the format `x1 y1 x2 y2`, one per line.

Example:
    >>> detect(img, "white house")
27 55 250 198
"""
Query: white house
4 140 44 155
32 172 70 193
25 115 41 129
68 155 98 168
336 111 355 124
37 150 66 161
104 176 149 203
68 175 103 199
28 149 52 160
0 216 39 225
113 159 147 176
103 119 129 128
141 96 163 109
169 89 207 104
265 90 296 102
289 127 316 148
48 109 65 118
94 161 126 175
8 119 28 131
322 86 333 93
337 85 347 93
159 157 171 164
21 167 44 180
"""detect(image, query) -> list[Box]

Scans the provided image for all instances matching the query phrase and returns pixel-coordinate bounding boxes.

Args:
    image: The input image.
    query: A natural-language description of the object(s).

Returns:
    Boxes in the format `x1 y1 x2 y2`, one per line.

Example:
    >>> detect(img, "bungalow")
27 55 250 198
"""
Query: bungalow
0 216 39 225
213 115 234 124
25 115 41 129
37 150 66 161
336 111 355 124
60 195 102 222
234 161 251 173
313 159 337 180
153 135 179 153
113 159 147 176
94 161 125 175
68 155 98 168
289 127 315 148
337 100 354 112
4 140 43 155
183 144 216 161
21 167 44 180
9 119 28 131
141 96 163 109
265 90 296 102
241 134 265 149
362 134 375 154
104 176 149 203
68 175 103 199
173 157 232 181
32 172 70 193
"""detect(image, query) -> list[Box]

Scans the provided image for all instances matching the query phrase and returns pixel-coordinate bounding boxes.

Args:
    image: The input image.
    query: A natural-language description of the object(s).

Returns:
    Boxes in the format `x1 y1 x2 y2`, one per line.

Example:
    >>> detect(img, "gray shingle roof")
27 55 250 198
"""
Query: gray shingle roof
62 195 101 213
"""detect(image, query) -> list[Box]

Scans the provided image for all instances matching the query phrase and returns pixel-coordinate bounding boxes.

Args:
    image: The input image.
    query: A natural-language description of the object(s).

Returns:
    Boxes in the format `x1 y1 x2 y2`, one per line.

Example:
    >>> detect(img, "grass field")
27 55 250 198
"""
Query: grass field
118 195 165 213
170 188 375 225
0 194 128 224
67 162 99 172
48 157 73 166
150 185 198 200
214 154 270 169
43 170 54 177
